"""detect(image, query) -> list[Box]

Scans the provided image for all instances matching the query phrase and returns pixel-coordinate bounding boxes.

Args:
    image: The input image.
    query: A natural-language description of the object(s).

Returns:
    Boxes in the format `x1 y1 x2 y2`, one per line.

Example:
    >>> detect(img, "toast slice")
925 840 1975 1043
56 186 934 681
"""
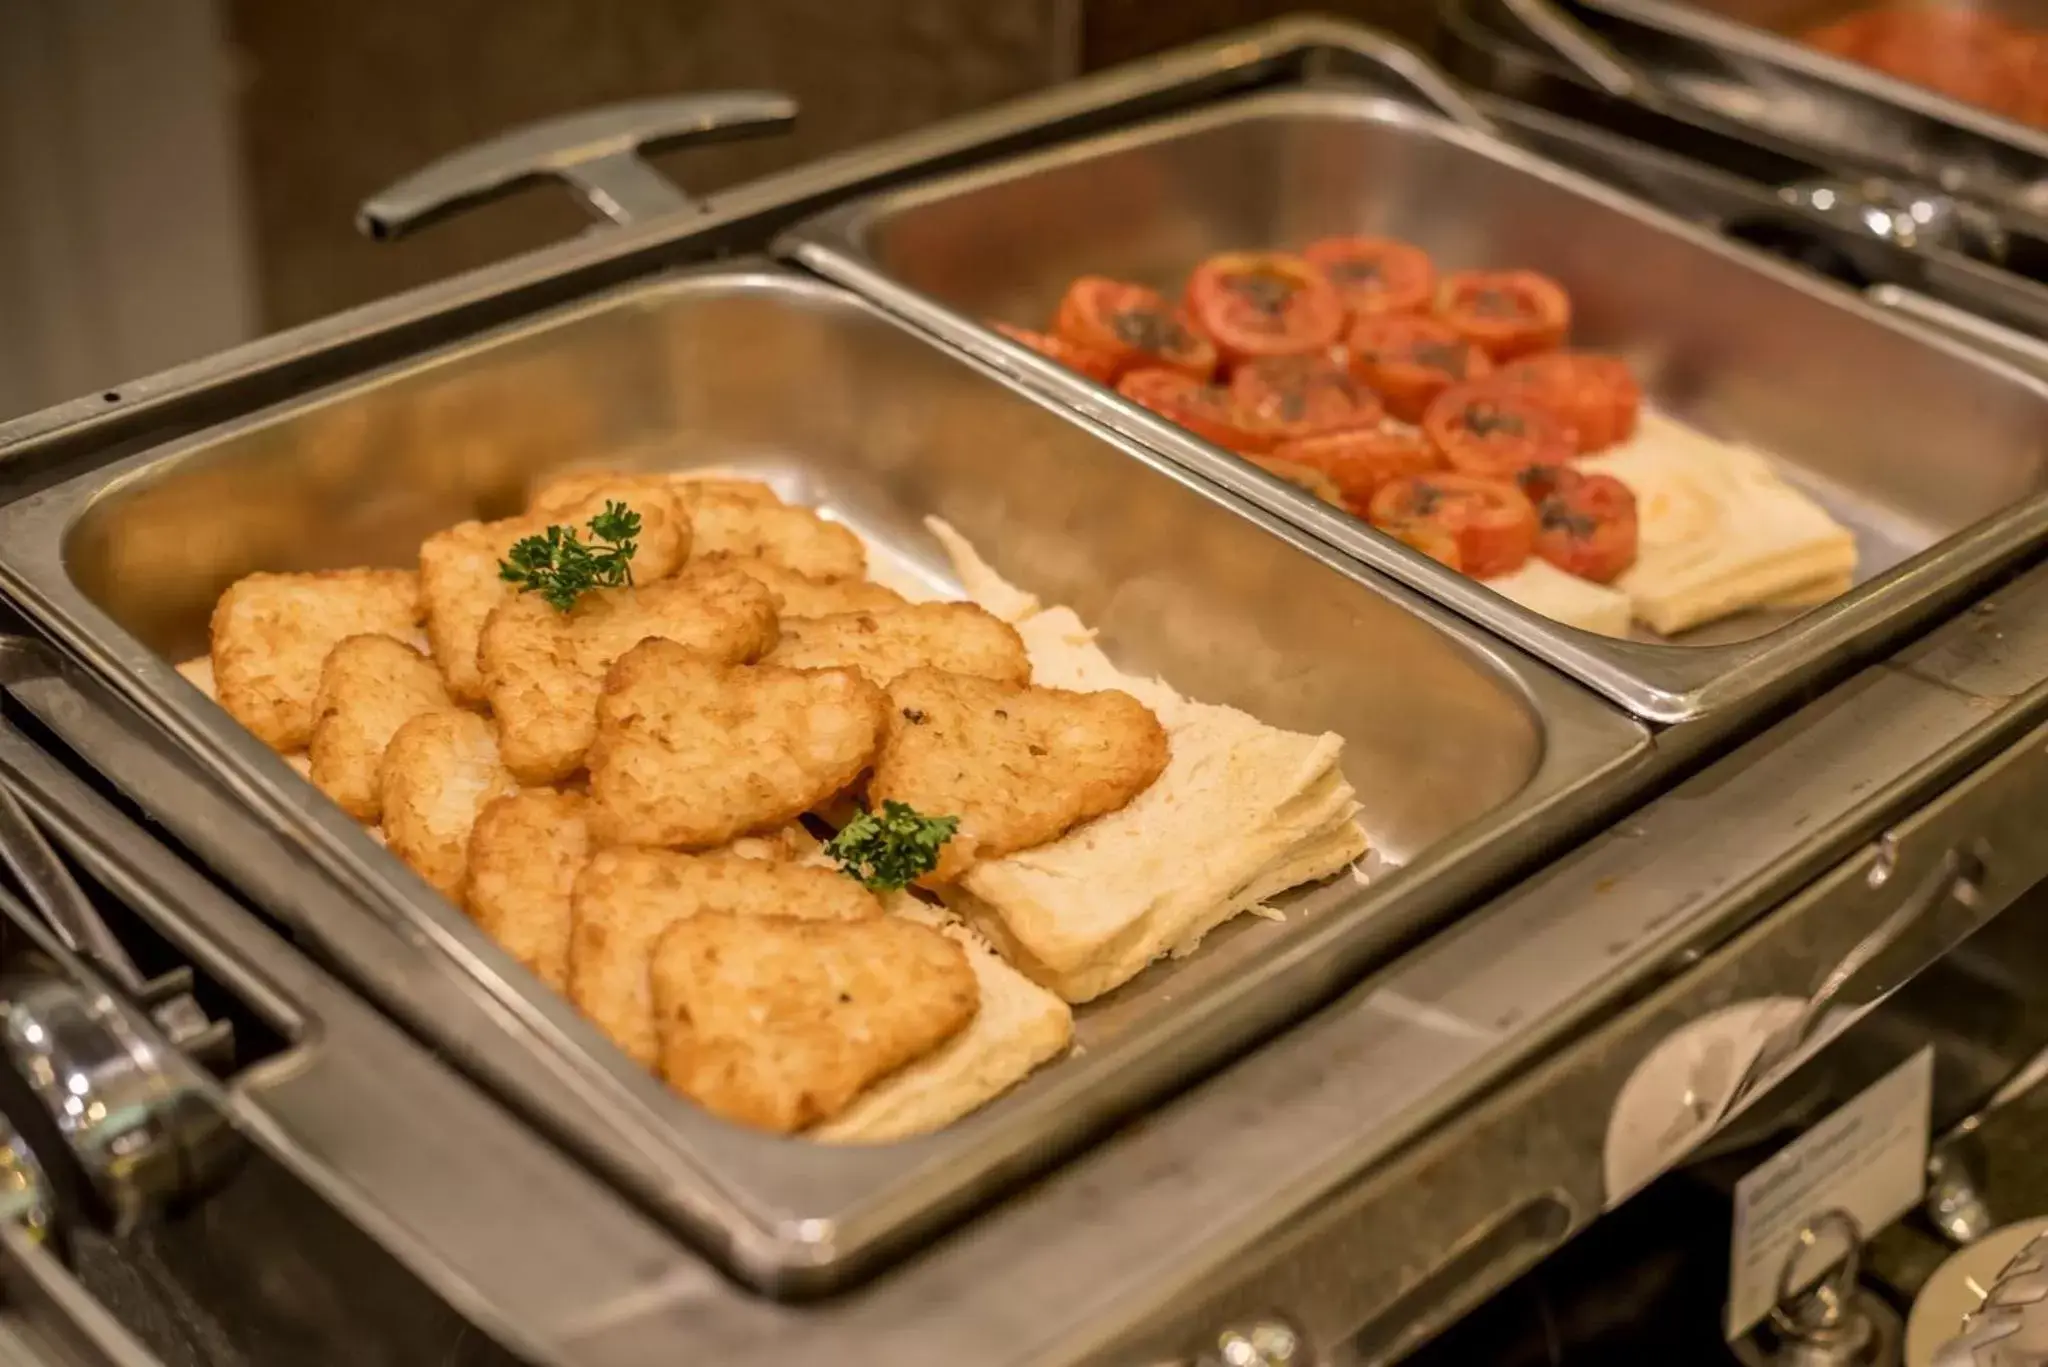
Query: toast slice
1579 413 1856 635
1483 558 1634 638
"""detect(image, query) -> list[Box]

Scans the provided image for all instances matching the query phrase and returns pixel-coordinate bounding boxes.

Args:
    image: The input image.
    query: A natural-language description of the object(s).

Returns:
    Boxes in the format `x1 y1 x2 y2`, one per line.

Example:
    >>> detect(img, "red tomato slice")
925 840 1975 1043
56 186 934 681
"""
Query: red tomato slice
1369 473 1536 579
1493 350 1643 453
1302 236 1437 320
1227 354 1383 445
1345 315 1494 423
1269 428 1442 512
993 322 1126 386
1054 277 1218 380
1117 368 1275 454
1518 466 1640 583
1377 519 1464 573
1434 270 1572 361
1423 384 1578 481
1183 252 1346 366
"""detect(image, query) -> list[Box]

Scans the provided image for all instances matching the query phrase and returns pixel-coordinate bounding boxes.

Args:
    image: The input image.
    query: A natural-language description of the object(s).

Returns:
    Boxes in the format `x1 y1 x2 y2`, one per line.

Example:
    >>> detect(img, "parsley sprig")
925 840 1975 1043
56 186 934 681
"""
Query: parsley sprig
826 801 960 891
498 501 641 611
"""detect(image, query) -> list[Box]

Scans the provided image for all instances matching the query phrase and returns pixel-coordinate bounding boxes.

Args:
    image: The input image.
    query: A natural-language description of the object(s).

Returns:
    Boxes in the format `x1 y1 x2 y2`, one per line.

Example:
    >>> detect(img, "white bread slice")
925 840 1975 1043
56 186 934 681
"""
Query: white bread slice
1483 559 1633 638
952 722 1364 1001
1580 413 1856 636
812 896 1073 1143
925 518 1041 624
1763 569 1855 610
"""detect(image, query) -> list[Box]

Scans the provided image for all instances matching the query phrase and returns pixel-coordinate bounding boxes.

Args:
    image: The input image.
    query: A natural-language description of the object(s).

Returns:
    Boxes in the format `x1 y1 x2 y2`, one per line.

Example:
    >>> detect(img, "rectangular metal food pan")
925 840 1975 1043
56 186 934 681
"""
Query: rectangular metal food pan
783 88 2048 722
1561 0 2048 220
0 260 1650 1293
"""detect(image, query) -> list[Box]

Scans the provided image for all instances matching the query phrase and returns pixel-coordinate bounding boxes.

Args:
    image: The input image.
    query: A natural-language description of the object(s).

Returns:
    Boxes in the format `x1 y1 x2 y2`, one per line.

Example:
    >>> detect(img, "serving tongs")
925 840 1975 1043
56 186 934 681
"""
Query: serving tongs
0 731 229 1070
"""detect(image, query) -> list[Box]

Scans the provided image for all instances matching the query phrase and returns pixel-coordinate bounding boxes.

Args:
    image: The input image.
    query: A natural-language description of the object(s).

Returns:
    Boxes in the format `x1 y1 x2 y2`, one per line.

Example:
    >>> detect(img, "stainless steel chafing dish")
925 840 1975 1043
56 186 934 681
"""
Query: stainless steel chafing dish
2 18 2048 1366
0 255 1650 1292
784 86 2048 721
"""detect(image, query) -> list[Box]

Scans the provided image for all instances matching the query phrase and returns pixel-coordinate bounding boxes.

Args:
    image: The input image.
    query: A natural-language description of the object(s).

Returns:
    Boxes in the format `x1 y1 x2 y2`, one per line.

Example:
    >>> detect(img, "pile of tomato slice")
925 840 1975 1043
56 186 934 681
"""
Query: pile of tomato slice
993 236 1644 587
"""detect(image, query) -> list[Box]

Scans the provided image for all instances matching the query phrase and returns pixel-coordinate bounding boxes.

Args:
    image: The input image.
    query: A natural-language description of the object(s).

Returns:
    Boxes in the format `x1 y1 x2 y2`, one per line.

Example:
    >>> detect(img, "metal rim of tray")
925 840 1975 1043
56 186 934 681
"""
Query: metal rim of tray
780 85 2048 725
0 256 1652 1293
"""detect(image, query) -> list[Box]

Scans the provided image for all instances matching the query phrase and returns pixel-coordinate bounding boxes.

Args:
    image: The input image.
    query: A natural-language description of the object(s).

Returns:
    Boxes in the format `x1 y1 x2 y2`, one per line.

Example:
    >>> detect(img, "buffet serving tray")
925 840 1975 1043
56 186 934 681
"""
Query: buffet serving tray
0 260 1649 1293
784 87 2048 722
1562 0 2048 223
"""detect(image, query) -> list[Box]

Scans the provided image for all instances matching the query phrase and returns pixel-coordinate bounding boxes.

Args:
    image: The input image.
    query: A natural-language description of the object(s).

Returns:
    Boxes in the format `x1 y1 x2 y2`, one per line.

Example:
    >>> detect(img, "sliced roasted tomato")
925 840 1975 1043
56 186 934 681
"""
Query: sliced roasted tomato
1117 368 1275 453
1183 251 1346 365
1227 353 1383 445
1518 466 1640 583
1269 427 1441 513
1494 351 1642 453
1302 236 1437 320
1369 472 1536 579
1054 277 1218 379
1345 315 1493 423
1434 270 1572 361
1422 383 1578 481
993 322 1126 386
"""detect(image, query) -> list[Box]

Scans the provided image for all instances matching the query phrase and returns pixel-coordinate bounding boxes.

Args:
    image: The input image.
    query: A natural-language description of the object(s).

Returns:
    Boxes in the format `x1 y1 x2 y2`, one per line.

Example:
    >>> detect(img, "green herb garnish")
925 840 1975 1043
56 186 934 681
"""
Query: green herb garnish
826 801 960 891
498 500 641 611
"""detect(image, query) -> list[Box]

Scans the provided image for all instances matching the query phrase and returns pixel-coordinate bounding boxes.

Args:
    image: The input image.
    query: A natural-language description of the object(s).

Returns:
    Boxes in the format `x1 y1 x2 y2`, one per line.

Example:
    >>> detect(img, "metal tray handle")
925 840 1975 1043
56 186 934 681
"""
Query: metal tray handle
357 89 798 239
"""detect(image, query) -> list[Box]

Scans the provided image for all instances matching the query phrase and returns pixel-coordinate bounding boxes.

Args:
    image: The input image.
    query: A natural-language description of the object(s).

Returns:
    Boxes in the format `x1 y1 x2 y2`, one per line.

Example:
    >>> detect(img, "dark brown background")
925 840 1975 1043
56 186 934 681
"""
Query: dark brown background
225 0 1439 329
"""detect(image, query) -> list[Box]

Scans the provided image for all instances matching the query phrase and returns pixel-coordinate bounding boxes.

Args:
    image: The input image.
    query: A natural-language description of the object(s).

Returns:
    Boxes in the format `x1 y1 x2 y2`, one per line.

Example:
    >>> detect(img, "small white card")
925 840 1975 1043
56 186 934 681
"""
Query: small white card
1724 1045 1933 1340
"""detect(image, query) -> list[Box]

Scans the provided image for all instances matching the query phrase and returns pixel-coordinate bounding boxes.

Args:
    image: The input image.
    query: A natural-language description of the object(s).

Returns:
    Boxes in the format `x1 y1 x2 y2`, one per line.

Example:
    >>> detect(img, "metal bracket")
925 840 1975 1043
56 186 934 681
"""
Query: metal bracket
357 90 798 240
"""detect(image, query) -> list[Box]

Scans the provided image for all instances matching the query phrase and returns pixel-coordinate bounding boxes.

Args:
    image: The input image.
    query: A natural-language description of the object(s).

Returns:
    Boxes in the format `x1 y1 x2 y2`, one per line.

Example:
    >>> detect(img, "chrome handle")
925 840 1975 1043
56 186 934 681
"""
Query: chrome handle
357 89 798 240
1933 1230 2048 1366
0 1114 164 1367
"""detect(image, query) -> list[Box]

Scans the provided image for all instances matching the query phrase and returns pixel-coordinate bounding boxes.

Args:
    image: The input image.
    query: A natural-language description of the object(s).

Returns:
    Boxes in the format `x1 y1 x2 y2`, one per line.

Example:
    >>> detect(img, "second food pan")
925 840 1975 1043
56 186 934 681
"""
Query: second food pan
783 88 2048 723
0 262 1649 1292
1562 0 2048 222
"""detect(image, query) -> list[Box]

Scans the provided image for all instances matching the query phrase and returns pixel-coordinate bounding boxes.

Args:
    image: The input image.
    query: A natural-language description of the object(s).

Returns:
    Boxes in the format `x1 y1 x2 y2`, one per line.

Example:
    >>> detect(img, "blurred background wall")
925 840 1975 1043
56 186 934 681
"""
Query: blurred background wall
0 0 1435 422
